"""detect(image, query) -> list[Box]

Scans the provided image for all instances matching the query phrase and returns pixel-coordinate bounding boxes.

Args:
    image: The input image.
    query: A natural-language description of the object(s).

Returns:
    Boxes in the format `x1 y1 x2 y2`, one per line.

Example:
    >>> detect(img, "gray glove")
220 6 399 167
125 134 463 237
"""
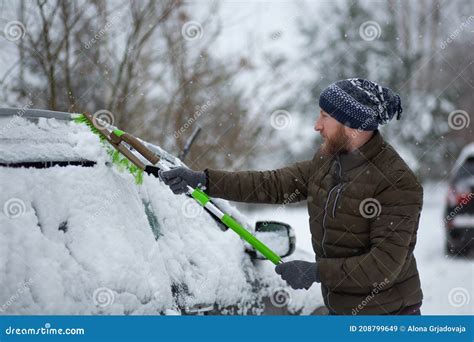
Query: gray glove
275 260 320 290
157 167 206 194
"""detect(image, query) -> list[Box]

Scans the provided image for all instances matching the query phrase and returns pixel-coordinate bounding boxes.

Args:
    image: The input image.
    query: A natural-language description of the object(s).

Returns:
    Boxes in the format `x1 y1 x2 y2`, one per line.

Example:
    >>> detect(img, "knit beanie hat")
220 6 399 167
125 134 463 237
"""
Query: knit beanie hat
318 78 403 131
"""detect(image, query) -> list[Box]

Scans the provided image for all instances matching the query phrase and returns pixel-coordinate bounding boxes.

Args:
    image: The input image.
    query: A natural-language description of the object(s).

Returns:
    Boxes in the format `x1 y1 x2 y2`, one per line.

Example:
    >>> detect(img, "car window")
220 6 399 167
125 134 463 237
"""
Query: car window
454 157 474 182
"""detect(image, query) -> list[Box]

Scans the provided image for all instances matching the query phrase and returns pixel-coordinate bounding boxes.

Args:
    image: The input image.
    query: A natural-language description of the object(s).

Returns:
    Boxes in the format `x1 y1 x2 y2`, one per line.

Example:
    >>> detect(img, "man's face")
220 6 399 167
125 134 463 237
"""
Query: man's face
314 109 350 156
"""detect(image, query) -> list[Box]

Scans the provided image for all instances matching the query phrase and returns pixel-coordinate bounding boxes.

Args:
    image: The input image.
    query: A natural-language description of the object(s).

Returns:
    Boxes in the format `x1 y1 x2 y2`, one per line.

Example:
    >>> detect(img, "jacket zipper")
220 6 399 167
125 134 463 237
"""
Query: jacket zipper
332 184 343 218
321 184 338 256
321 157 342 256
321 157 342 313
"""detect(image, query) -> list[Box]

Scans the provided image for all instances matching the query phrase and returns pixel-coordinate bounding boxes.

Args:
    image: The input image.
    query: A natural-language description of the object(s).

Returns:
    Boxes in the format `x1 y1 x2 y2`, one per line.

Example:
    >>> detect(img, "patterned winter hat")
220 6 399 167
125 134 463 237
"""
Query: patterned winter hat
319 78 403 131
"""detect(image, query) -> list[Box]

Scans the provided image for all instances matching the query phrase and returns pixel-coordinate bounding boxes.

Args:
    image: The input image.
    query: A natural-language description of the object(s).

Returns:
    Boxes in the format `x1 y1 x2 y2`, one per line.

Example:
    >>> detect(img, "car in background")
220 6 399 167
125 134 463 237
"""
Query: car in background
444 143 474 256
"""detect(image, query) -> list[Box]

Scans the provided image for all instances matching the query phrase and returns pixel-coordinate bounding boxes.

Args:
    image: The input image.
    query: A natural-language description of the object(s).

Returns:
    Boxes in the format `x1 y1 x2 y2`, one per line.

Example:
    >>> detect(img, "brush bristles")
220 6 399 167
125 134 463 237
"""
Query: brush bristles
74 114 105 140
74 113 143 184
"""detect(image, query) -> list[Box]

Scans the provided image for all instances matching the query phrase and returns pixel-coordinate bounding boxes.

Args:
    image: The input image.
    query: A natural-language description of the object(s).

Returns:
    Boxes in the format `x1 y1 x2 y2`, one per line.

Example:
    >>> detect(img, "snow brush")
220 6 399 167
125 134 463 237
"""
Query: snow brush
0 107 282 264
74 111 283 265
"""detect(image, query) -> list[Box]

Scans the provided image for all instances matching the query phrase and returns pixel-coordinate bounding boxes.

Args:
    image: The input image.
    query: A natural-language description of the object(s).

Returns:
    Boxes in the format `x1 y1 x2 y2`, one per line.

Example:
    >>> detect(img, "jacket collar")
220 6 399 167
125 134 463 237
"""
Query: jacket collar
338 130 386 173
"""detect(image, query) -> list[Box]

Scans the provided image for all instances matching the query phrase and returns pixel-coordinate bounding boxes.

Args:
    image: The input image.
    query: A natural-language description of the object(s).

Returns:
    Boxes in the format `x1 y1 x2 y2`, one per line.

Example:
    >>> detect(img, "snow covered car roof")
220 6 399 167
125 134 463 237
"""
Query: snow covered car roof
0 114 323 315
450 142 474 179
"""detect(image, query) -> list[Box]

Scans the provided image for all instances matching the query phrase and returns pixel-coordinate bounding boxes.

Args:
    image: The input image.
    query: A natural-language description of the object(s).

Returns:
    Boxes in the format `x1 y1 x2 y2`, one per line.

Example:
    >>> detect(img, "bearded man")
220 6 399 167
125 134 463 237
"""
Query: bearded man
151 78 424 315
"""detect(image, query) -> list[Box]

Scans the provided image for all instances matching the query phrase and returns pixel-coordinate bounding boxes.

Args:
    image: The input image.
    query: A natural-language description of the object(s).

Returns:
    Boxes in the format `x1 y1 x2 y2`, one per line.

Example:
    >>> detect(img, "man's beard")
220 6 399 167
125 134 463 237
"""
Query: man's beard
320 126 350 156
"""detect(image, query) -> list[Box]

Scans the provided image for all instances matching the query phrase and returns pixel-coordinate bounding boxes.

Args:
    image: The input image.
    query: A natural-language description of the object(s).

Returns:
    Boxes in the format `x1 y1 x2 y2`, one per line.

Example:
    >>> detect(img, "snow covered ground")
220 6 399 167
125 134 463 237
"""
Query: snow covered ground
248 182 473 315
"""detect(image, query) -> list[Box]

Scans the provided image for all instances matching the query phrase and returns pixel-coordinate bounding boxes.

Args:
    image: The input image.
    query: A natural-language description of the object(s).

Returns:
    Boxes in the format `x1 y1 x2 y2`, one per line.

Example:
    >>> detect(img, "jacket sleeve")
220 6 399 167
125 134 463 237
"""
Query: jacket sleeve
318 171 423 289
203 160 313 204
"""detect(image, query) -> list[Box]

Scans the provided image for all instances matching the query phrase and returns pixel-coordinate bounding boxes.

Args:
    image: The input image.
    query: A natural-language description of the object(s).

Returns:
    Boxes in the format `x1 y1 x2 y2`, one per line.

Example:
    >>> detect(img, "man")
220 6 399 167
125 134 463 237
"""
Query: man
150 78 424 315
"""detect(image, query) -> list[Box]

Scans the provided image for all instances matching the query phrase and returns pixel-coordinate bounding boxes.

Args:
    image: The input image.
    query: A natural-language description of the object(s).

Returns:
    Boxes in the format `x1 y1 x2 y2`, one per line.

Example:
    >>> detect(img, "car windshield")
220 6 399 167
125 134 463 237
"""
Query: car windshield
454 157 474 182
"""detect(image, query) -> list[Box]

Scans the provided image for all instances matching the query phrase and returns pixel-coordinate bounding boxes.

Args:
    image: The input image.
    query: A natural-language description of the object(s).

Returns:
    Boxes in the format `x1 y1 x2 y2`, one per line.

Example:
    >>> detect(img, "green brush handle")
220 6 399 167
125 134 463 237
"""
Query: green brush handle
222 213 282 265
191 187 282 265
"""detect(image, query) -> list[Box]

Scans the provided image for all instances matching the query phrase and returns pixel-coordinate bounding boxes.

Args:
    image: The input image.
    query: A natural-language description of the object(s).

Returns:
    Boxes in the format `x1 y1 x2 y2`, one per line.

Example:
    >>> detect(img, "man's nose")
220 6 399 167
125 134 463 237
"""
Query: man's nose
314 119 322 132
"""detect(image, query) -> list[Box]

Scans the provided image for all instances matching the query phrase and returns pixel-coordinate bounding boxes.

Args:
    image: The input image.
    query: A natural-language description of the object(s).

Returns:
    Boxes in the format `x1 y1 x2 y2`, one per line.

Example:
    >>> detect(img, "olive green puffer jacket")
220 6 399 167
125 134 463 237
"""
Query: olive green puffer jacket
204 130 424 315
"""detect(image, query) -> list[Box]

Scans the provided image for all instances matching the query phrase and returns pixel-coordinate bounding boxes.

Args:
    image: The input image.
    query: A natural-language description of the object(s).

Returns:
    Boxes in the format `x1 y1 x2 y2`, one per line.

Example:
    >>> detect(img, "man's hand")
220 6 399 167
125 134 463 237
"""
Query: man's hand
275 260 320 290
145 166 206 194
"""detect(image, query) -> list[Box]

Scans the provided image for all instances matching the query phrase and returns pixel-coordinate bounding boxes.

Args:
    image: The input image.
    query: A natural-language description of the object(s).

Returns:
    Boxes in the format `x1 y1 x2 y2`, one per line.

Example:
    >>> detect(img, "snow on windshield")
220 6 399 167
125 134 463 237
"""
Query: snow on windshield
0 117 106 163
0 116 324 315
0 117 259 314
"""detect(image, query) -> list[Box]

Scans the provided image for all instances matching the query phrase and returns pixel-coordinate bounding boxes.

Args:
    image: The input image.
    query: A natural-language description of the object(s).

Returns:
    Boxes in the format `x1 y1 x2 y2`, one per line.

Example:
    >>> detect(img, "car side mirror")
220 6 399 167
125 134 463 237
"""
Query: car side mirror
250 221 296 259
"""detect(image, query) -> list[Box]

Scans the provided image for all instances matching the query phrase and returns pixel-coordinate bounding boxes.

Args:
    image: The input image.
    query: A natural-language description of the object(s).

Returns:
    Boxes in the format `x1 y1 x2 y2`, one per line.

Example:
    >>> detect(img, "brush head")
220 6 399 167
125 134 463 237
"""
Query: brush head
73 114 106 141
74 113 143 184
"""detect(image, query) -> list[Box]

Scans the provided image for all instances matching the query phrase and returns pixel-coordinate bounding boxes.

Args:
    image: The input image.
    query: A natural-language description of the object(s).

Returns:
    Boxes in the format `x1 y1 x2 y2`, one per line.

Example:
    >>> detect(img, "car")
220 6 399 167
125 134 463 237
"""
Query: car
444 143 474 256
0 108 325 315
